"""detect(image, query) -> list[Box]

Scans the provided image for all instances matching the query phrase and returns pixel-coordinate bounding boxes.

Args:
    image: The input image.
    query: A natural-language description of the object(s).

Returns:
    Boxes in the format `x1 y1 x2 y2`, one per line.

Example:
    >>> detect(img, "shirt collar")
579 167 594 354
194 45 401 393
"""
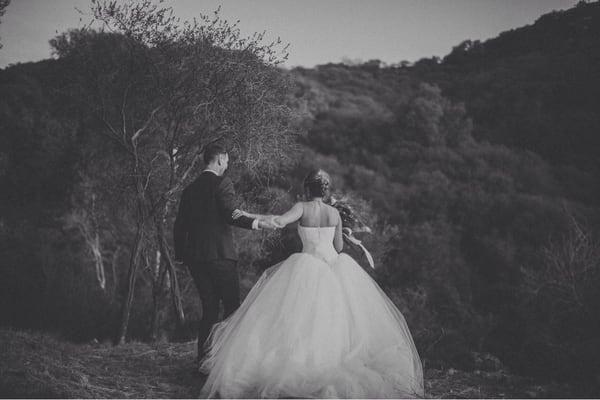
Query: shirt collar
203 168 219 176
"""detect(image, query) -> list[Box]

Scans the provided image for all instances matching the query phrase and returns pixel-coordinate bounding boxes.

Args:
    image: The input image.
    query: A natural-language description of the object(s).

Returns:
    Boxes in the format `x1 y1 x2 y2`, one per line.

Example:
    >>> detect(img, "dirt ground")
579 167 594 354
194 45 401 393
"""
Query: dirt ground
0 328 588 398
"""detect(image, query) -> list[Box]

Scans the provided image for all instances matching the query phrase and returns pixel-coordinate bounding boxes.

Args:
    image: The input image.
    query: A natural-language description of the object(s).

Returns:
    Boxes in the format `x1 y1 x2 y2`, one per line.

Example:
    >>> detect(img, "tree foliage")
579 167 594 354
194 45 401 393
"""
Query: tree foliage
1 0 299 344
0 0 10 49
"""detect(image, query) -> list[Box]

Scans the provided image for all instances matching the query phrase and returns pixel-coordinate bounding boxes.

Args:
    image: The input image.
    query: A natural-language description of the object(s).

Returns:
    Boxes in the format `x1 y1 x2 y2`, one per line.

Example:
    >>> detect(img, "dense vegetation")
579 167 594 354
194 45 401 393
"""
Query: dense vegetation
1 0 599 389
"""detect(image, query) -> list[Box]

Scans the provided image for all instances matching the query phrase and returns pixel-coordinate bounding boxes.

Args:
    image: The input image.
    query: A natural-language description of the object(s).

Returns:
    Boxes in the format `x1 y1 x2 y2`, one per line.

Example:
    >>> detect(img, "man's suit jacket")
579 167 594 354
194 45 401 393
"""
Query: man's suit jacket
174 171 255 265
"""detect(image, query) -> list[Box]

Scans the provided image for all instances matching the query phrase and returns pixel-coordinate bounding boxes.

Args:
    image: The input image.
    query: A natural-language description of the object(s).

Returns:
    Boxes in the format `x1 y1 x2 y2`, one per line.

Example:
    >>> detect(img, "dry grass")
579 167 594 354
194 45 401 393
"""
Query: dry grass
423 367 587 399
0 328 586 398
0 328 203 398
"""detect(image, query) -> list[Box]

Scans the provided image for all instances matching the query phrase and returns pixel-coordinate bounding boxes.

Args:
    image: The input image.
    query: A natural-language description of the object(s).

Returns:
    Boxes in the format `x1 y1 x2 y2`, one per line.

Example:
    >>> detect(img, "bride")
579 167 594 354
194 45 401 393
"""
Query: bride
199 169 424 398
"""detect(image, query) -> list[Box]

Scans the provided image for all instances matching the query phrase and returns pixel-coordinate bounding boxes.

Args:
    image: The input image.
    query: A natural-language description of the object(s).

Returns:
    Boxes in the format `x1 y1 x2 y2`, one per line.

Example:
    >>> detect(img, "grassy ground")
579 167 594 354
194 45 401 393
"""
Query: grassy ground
0 328 586 398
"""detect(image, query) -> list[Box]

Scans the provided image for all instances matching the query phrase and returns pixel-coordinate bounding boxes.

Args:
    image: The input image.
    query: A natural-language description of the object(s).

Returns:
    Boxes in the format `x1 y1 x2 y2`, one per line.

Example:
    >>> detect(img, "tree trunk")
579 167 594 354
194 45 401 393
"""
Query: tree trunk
116 223 144 345
150 249 168 341
158 227 185 325
91 232 106 290
110 245 122 299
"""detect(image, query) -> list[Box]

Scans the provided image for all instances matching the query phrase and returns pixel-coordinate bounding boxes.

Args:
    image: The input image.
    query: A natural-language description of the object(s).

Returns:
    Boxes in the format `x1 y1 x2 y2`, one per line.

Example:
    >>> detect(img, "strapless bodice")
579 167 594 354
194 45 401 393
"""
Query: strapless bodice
297 225 338 264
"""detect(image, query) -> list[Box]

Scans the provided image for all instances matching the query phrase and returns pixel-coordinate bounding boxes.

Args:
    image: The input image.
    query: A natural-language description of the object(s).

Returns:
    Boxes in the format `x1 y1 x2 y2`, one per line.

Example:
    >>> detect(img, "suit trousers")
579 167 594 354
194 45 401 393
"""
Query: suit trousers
188 259 240 360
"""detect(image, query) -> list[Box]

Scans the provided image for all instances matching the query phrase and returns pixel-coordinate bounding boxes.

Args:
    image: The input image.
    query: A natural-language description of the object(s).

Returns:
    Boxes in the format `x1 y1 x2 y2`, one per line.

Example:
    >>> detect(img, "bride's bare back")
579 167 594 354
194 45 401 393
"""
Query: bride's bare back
299 201 339 227
272 200 343 252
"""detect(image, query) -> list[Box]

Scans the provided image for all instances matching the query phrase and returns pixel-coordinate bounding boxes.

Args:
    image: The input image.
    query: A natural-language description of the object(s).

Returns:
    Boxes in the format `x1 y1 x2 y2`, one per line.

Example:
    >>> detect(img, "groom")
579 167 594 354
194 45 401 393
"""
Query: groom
173 143 275 365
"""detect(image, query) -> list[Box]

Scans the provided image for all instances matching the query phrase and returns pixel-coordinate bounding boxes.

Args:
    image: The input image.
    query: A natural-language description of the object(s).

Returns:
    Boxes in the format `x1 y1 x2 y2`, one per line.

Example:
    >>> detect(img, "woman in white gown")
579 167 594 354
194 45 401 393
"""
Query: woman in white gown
199 170 424 399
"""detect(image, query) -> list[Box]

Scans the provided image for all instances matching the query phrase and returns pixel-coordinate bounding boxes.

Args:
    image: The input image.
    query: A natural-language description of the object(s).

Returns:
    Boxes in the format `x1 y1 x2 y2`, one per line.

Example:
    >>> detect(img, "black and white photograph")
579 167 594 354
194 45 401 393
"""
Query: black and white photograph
1 0 599 398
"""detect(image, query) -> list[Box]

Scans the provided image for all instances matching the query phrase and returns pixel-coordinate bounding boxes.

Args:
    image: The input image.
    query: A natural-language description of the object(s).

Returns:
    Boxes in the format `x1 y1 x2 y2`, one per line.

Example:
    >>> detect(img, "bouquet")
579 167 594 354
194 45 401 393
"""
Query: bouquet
328 195 375 269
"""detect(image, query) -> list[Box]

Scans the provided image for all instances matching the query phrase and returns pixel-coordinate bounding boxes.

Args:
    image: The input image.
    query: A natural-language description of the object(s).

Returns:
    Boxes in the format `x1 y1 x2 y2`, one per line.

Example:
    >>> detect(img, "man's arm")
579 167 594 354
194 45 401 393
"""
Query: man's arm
173 189 190 262
216 177 256 230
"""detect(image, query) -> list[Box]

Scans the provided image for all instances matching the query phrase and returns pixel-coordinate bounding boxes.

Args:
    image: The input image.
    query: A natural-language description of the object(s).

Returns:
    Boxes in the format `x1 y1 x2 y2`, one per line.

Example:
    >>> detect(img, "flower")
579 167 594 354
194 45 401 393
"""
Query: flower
329 196 372 233
328 195 374 269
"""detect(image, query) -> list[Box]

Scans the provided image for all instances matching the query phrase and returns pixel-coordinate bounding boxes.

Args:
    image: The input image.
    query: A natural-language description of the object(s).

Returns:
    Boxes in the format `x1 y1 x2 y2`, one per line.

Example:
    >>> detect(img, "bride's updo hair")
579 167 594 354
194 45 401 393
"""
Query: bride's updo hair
304 169 331 199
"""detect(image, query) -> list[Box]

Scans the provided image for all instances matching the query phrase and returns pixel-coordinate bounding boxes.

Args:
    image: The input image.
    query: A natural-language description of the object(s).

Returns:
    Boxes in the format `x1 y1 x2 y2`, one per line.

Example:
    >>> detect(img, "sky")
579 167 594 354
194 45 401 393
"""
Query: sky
0 0 581 69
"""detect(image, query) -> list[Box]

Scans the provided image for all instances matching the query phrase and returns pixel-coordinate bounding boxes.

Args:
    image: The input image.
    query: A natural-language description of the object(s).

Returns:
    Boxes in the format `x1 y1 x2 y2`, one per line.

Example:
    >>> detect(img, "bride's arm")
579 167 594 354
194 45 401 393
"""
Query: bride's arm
272 202 303 228
334 211 344 253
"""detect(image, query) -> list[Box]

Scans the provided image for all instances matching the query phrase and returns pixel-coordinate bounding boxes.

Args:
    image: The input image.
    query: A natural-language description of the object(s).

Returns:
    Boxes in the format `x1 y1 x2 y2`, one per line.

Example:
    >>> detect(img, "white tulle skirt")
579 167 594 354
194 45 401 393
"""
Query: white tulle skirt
199 252 424 399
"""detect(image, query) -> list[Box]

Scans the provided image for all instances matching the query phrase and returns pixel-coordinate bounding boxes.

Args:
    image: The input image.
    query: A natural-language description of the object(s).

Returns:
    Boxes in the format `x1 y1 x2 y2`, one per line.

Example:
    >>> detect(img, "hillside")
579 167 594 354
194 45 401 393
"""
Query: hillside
414 0 600 174
290 0 600 206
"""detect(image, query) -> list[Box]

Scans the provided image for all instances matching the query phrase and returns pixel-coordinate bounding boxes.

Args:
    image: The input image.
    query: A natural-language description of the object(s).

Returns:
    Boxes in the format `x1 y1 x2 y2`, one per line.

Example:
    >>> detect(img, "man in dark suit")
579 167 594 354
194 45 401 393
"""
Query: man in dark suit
173 143 275 365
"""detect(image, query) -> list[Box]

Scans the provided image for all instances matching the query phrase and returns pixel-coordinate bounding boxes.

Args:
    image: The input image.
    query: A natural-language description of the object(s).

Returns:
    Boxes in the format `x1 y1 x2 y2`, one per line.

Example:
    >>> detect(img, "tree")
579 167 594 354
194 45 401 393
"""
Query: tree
51 0 299 344
0 0 10 49
524 205 600 322
402 82 473 148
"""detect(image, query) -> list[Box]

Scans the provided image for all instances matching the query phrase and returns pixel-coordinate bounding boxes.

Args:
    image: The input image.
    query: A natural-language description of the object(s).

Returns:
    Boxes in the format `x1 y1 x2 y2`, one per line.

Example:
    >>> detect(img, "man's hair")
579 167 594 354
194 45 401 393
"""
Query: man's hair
203 143 228 165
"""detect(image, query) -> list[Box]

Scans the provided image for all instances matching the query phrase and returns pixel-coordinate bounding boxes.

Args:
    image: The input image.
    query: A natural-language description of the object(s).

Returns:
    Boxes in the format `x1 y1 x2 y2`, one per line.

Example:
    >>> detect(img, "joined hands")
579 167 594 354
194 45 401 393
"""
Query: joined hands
232 209 250 219
261 216 284 230
232 209 284 229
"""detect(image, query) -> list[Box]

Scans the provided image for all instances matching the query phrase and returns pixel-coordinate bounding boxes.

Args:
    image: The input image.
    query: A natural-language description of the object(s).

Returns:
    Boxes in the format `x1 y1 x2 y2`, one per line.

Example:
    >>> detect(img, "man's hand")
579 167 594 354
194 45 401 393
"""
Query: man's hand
232 209 249 219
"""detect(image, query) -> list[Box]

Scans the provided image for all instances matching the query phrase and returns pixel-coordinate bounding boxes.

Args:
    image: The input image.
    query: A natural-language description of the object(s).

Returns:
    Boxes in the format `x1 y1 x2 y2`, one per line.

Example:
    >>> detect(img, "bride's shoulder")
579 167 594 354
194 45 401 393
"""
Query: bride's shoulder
326 202 338 211
324 203 340 215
